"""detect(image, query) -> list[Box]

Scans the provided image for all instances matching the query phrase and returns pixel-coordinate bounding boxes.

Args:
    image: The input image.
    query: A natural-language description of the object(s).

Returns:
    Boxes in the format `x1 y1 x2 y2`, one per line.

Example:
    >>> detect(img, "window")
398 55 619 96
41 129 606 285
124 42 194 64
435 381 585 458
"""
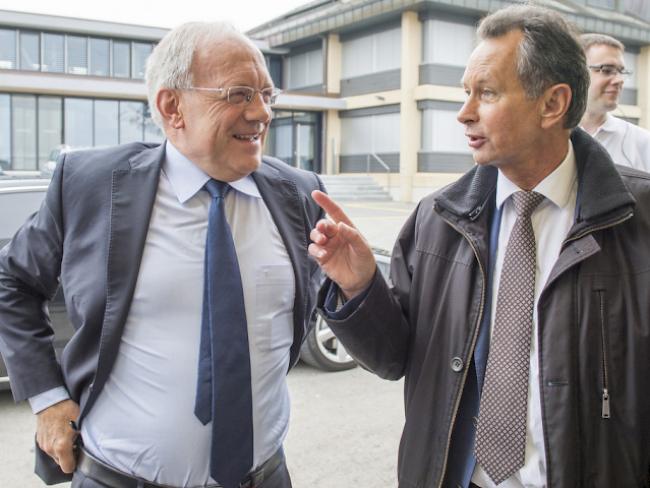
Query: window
42 33 64 72
143 105 163 142
38 97 63 168
132 42 153 80
89 38 110 77
94 100 119 147
422 20 475 67
623 51 638 89
0 95 10 170
66 36 88 75
0 29 17 69
285 49 323 89
64 98 93 147
12 95 38 170
342 27 401 79
119 101 144 143
421 109 468 153
113 41 130 78
340 113 400 155
265 55 283 88
19 32 40 71
587 0 616 8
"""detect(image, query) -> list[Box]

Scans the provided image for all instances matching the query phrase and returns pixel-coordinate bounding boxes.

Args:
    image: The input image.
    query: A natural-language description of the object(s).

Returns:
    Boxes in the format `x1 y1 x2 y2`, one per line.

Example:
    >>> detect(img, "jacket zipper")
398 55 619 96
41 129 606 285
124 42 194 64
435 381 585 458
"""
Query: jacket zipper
436 216 487 488
597 289 611 419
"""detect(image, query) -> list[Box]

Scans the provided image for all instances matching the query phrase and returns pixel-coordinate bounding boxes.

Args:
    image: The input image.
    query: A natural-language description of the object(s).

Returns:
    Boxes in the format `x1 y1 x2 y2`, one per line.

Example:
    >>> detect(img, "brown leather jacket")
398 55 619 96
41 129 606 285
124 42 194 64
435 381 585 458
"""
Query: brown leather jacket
321 129 650 488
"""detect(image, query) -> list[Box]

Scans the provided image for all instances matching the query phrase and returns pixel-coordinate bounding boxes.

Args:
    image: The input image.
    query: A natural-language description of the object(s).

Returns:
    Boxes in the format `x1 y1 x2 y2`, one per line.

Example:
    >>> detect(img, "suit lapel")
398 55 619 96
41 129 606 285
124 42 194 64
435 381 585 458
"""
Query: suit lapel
81 144 164 419
252 162 309 366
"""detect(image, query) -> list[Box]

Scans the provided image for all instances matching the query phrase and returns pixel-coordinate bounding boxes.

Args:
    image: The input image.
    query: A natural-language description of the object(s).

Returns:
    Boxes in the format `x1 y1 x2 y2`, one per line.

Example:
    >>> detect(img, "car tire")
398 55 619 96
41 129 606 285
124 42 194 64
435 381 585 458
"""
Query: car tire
300 314 357 371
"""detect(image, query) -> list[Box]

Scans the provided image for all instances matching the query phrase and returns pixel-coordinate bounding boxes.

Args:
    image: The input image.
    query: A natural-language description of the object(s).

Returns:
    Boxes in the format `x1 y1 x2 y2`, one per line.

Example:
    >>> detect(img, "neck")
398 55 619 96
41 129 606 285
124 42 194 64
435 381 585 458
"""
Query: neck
581 110 608 135
499 133 570 191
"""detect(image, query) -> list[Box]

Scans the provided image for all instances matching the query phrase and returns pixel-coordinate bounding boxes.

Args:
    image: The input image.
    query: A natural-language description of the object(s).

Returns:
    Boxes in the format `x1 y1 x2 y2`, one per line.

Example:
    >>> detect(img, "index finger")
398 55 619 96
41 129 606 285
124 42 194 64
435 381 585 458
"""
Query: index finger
311 190 355 228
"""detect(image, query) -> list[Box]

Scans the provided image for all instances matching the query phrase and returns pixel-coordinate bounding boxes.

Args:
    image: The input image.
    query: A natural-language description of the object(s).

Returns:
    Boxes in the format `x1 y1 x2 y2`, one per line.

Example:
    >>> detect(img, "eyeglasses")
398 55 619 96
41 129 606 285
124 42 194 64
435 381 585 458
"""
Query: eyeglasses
588 64 632 78
187 86 281 106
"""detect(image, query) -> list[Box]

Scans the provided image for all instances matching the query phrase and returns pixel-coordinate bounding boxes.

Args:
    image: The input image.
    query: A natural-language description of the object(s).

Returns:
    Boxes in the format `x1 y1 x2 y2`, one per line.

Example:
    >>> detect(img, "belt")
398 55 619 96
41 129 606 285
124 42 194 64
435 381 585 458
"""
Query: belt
77 448 284 488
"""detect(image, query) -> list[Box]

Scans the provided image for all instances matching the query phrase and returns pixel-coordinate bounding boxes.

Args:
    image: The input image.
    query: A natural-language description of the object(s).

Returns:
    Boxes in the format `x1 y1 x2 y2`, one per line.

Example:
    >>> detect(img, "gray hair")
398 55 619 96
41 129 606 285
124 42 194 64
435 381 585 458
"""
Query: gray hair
477 4 589 129
580 33 625 53
145 21 259 127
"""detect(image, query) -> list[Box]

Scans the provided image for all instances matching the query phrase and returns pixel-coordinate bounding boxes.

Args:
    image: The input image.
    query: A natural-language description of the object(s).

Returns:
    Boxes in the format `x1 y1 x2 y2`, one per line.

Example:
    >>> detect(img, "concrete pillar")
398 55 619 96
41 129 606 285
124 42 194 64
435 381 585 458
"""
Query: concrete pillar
325 33 342 175
637 46 650 130
399 11 421 202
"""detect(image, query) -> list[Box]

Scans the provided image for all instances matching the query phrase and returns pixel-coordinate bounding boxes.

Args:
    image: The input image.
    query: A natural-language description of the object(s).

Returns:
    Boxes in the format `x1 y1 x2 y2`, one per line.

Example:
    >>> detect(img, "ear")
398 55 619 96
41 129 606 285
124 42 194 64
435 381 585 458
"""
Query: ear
157 89 185 130
540 83 572 130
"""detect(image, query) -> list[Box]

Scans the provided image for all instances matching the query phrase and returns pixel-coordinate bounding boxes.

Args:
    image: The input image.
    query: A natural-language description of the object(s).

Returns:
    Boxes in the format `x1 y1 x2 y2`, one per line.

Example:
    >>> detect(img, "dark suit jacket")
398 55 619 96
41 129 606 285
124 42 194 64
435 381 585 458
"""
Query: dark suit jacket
0 142 325 484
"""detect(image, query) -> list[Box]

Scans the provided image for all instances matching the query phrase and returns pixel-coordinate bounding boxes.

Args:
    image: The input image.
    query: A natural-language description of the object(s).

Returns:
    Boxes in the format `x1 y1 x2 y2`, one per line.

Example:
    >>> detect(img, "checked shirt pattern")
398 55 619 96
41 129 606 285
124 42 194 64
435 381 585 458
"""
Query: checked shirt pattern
475 190 545 485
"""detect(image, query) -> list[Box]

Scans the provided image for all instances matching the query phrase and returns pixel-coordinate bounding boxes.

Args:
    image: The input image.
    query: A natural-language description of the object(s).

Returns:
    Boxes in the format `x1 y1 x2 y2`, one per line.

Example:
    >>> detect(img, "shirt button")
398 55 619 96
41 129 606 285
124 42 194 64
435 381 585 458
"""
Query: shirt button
450 357 464 372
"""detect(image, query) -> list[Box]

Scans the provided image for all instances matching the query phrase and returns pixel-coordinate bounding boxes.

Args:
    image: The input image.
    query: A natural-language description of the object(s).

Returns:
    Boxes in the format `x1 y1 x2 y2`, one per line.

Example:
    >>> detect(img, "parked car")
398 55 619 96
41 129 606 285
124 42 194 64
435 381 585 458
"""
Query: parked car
40 145 90 177
299 248 391 371
0 180 393 390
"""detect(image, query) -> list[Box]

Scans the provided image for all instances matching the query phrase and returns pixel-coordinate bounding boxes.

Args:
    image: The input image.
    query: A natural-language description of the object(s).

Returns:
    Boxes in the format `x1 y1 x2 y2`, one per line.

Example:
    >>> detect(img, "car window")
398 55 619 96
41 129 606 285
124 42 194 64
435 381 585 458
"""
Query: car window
0 188 48 243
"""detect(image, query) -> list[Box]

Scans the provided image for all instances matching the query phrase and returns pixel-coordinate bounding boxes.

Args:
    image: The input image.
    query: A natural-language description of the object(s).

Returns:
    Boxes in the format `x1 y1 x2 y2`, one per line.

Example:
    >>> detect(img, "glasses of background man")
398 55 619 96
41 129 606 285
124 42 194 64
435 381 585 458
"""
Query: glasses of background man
187 86 282 106
588 64 632 78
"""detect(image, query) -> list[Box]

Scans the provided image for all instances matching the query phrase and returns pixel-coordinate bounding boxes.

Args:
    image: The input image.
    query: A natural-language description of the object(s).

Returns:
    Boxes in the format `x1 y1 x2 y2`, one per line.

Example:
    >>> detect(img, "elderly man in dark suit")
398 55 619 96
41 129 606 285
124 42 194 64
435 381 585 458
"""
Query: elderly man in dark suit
0 21 323 488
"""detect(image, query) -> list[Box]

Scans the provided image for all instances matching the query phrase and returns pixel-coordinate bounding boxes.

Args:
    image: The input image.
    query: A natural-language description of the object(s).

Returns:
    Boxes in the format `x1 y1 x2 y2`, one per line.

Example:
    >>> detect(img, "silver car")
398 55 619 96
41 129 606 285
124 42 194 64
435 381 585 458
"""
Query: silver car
0 179 392 389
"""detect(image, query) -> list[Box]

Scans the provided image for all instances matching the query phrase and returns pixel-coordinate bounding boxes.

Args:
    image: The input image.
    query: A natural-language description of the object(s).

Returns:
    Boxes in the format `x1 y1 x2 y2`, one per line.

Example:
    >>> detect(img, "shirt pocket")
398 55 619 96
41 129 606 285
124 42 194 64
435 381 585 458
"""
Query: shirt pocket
254 265 295 351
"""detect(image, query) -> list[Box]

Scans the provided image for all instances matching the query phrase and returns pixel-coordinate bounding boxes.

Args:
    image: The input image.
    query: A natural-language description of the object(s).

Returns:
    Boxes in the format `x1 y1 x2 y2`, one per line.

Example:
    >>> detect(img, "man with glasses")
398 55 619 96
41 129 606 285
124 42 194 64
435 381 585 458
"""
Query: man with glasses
0 22 324 488
580 33 650 172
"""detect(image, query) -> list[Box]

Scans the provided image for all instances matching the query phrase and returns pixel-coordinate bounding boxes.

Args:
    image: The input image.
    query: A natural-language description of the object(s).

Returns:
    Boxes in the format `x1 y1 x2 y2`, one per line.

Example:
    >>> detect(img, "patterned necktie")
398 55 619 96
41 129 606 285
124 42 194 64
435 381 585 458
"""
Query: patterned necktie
475 190 544 485
194 179 253 488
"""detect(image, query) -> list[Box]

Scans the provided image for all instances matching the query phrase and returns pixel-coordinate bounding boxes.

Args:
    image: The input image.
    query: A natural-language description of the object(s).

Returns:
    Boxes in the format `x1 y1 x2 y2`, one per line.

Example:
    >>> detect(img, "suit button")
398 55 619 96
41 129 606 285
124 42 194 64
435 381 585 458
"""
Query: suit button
450 357 464 372
472 415 478 427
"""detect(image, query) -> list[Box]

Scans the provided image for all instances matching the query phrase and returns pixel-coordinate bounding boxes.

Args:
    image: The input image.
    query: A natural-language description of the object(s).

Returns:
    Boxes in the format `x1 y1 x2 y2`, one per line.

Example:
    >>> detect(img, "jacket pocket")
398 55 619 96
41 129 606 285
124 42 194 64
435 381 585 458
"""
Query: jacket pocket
595 289 611 419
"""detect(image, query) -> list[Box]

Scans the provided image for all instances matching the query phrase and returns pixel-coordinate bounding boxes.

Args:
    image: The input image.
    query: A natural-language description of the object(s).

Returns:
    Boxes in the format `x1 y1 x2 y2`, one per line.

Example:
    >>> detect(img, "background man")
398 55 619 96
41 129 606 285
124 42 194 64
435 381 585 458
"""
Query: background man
0 21 324 488
580 33 650 172
309 5 650 488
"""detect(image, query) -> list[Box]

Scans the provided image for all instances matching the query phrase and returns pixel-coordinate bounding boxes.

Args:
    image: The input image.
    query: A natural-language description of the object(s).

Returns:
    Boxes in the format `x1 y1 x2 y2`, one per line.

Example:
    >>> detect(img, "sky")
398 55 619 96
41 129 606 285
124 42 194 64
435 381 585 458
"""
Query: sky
0 0 313 32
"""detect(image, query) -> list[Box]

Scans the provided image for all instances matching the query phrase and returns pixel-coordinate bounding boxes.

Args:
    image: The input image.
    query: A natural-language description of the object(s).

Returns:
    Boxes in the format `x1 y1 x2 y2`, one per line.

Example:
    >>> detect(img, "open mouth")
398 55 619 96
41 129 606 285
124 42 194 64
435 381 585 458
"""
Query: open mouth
233 134 261 142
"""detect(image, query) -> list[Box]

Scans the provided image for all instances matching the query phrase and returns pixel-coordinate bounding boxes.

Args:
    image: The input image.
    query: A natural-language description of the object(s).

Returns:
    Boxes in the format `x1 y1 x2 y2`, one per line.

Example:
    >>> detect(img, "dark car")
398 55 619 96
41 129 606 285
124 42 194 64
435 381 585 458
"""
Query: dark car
0 180 392 389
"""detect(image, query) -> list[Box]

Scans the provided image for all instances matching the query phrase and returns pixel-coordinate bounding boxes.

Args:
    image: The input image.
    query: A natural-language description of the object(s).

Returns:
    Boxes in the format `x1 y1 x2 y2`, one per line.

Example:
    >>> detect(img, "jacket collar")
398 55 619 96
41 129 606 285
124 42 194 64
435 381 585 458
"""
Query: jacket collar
434 128 635 226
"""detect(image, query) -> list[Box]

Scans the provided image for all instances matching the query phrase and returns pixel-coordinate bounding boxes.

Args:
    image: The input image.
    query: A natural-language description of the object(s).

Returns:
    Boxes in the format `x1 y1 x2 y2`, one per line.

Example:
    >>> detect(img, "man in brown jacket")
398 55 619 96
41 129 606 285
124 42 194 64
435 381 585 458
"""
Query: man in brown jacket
309 5 650 488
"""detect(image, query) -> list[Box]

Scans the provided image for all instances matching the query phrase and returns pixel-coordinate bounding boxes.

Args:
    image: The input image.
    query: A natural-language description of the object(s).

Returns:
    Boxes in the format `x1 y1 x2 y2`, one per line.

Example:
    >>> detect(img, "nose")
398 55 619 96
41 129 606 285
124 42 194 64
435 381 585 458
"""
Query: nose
457 97 477 125
243 92 272 124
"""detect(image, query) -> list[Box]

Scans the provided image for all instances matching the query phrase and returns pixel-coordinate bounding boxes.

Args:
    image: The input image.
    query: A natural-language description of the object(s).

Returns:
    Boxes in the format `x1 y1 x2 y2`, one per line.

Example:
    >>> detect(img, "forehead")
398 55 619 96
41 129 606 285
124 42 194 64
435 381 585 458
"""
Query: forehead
585 44 624 65
462 30 522 85
192 37 272 85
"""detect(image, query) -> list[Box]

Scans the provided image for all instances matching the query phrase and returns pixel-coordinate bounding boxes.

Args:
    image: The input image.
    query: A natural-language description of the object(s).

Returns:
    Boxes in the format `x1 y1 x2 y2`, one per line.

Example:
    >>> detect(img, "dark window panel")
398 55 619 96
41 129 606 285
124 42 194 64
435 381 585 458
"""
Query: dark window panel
89 38 110 77
19 32 40 71
38 97 63 169
42 33 64 73
113 41 130 78
66 36 88 75
132 42 152 80
0 29 17 69
11 95 38 170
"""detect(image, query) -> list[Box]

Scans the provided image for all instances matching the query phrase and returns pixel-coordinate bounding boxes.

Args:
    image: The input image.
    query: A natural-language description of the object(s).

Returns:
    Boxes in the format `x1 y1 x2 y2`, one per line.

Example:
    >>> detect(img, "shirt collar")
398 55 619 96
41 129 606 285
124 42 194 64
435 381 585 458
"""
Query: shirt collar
163 140 261 204
496 141 577 211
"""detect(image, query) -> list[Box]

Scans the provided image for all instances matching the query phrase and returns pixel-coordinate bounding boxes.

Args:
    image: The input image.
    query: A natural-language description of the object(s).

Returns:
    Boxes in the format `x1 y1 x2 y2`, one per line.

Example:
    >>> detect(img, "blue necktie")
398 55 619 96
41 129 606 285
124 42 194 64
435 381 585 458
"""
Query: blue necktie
194 179 253 488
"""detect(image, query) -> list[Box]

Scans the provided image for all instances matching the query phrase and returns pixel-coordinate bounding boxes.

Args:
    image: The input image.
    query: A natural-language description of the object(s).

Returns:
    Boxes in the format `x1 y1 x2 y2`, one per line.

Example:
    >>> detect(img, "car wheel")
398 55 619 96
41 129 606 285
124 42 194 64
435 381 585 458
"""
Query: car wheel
300 314 357 371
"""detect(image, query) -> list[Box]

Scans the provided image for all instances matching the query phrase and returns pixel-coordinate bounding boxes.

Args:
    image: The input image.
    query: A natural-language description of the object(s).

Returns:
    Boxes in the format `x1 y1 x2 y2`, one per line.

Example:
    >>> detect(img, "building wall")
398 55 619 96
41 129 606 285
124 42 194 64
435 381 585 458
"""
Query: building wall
313 8 650 201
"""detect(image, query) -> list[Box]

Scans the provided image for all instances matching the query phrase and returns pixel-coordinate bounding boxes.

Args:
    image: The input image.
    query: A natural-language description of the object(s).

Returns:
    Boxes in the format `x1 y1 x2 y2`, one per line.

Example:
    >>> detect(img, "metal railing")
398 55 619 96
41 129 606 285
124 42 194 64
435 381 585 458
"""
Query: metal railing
366 153 391 192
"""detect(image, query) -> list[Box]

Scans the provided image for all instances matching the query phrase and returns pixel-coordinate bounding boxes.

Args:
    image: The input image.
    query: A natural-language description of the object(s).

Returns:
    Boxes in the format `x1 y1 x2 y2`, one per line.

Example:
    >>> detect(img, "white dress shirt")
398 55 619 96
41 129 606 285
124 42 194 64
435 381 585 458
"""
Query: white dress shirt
589 113 650 173
472 143 577 488
42 141 296 487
